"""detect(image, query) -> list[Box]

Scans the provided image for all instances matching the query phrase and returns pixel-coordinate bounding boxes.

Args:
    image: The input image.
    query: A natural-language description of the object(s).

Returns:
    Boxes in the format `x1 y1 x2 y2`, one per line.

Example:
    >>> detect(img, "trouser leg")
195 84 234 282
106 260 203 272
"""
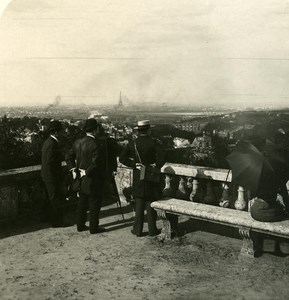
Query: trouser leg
77 193 89 230
133 198 145 236
45 181 63 226
146 201 159 236
89 195 103 233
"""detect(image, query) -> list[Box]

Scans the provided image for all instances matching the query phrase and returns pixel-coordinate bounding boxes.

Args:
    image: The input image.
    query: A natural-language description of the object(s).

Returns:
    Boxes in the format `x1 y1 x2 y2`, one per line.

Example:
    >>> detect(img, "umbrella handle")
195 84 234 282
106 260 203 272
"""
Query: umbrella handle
224 169 231 185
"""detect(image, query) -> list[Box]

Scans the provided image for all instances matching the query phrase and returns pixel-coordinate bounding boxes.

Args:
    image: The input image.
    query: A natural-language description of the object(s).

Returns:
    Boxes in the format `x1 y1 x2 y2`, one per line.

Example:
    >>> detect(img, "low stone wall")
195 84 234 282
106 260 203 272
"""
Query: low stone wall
0 164 133 222
0 165 45 220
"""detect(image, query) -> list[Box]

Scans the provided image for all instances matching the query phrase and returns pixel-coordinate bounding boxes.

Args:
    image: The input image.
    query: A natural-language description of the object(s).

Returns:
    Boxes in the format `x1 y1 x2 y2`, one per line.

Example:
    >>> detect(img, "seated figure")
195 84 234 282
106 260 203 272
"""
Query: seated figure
250 174 289 222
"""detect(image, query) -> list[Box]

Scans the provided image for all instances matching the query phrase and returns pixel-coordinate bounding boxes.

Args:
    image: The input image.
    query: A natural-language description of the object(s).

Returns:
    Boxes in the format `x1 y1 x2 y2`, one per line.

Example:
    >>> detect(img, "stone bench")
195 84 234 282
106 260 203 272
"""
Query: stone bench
151 198 289 257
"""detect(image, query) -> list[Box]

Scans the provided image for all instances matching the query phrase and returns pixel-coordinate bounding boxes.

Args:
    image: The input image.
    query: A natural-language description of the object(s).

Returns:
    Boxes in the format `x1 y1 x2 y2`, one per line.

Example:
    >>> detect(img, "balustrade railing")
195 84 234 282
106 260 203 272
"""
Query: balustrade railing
118 162 256 212
1 161 284 222
159 163 248 211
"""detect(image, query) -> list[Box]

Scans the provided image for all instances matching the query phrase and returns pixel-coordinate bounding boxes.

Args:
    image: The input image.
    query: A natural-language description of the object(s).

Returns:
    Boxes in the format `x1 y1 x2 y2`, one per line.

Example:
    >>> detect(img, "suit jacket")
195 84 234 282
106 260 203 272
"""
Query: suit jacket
119 135 165 200
98 136 118 176
66 135 106 195
41 136 63 183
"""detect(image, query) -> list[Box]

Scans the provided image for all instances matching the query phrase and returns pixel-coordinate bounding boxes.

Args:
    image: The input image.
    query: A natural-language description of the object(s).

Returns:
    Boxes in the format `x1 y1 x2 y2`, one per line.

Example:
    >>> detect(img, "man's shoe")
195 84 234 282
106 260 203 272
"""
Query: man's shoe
77 225 89 232
148 229 162 237
131 229 142 237
90 227 106 234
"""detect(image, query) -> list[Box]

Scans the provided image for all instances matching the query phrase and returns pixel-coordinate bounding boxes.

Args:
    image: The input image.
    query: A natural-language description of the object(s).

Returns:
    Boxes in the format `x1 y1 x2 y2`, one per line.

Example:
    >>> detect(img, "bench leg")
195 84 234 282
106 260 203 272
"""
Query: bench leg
156 210 178 241
239 228 261 257
239 228 254 257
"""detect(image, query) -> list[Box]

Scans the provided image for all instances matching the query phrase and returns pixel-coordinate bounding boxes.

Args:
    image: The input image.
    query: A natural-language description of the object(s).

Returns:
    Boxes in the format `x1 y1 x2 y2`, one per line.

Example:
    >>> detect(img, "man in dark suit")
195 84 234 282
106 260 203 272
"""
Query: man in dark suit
41 120 66 227
66 118 106 234
98 125 118 178
119 120 165 237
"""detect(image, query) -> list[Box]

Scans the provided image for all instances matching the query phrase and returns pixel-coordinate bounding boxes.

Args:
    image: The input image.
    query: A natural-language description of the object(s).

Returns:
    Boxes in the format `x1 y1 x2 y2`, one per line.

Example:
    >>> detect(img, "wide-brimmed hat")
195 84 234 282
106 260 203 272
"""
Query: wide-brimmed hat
134 120 154 130
47 120 63 133
83 118 99 132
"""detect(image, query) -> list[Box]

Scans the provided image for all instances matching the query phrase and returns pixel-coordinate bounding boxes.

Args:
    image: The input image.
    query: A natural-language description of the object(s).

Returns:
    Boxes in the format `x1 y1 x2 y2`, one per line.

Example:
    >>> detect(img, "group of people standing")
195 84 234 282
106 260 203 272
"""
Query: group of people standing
41 118 165 237
41 117 289 240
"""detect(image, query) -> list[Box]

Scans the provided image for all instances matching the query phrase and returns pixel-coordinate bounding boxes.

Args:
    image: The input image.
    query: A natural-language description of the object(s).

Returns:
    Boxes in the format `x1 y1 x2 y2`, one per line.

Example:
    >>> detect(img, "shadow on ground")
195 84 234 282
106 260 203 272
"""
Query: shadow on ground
0 192 132 239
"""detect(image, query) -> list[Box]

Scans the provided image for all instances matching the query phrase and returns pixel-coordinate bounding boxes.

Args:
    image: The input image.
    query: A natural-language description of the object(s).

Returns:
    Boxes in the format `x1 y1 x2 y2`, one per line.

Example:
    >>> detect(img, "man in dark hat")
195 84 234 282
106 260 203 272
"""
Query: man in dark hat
66 118 107 234
41 120 67 227
119 120 165 237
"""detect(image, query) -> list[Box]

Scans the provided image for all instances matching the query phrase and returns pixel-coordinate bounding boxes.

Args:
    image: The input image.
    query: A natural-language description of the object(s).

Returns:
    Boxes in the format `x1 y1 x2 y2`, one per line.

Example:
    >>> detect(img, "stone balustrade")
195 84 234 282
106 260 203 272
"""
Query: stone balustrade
159 163 247 210
1 161 286 222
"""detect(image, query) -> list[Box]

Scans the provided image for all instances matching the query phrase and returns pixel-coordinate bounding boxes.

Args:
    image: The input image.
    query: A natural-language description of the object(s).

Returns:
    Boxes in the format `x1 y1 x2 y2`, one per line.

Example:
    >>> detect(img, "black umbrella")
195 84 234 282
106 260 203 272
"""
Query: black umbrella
226 139 288 194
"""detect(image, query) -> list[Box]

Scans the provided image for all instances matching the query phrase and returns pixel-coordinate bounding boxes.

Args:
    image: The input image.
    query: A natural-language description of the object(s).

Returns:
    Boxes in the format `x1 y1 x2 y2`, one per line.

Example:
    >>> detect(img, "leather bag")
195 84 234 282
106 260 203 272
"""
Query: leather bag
139 165 160 183
134 141 160 183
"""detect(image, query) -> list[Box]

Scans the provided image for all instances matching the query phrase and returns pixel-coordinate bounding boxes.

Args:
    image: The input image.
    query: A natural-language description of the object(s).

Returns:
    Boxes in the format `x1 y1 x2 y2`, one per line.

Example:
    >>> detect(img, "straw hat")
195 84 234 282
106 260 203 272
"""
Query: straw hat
133 120 154 130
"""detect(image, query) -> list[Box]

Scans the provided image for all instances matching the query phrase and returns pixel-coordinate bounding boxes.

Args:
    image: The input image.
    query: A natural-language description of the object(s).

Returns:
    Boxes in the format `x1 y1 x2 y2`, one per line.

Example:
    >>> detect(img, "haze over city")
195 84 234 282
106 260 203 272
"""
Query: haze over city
1 0 289 108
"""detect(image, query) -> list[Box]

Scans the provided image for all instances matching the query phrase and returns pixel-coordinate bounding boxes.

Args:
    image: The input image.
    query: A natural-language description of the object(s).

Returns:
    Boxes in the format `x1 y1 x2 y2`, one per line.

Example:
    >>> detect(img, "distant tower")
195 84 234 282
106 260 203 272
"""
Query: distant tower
118 91 123 107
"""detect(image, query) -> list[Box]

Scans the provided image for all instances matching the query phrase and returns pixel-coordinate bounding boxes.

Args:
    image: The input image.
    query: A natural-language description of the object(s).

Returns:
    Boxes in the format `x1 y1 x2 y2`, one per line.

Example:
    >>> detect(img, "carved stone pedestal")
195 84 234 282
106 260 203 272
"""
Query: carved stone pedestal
156 209 178 242
238 227 261 258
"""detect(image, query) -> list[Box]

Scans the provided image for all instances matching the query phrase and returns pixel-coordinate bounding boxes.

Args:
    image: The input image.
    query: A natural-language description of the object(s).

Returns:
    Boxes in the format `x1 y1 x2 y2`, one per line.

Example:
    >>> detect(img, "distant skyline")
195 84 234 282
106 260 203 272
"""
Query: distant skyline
1 1 289 107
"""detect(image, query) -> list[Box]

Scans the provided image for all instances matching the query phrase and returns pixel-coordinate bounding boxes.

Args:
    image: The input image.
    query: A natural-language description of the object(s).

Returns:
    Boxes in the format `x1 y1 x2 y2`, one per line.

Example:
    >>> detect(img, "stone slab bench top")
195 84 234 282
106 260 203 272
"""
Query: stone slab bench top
151 199 289 238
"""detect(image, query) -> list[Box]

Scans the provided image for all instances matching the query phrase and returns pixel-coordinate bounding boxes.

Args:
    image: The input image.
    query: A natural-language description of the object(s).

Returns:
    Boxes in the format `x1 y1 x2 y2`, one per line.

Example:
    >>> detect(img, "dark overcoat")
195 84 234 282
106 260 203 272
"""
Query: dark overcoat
41 136 63 183
66 135 106 196
119 135 165 200
98 136 118 176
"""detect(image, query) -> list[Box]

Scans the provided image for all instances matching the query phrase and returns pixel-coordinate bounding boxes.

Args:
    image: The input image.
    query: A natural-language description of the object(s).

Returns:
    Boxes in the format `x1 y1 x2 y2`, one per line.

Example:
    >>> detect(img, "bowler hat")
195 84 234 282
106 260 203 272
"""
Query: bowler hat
83 118 99 132
134 120 154 130
47 120 63 133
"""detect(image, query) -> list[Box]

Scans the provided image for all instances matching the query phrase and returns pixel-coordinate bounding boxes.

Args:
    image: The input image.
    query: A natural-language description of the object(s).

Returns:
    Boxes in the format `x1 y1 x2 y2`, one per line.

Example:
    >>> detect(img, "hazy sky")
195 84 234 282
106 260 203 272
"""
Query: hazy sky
0 0 289 107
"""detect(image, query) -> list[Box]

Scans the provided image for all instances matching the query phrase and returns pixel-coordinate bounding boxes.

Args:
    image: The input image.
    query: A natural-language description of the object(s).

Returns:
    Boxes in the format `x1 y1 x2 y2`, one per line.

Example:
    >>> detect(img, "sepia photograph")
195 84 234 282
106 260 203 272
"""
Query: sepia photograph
0 1 289 299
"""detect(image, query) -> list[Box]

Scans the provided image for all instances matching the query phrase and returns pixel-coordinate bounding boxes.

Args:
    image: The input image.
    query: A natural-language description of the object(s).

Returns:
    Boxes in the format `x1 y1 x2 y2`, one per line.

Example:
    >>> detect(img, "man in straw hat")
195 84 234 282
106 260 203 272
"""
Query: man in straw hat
119 120 165 237
41 120 68 227
66 118 106 234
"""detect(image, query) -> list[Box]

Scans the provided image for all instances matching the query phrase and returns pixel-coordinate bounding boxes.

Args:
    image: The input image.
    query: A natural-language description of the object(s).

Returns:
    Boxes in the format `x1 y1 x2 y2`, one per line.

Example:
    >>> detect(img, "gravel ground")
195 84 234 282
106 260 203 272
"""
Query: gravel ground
1 200 289 300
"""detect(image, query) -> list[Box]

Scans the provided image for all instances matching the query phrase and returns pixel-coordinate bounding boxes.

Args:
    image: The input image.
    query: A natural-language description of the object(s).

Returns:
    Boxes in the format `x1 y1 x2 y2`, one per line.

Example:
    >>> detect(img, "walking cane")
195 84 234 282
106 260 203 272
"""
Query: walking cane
111 174 125 222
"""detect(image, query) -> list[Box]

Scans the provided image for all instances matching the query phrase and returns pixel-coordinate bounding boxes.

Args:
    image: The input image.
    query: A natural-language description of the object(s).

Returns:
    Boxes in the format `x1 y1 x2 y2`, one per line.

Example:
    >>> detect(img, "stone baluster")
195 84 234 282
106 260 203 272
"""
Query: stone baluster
204 181 216 205
235 186 247 210
192 179 202 202
187 177 192 200
187 177 193 190
190 179 198 201
176 176 189 200
162 174 174 198
219 183 230 208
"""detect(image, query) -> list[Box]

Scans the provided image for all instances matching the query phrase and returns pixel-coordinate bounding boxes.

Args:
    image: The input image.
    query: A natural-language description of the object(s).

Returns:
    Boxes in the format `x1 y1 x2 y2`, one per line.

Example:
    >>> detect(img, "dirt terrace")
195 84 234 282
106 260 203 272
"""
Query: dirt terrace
1 200 289 300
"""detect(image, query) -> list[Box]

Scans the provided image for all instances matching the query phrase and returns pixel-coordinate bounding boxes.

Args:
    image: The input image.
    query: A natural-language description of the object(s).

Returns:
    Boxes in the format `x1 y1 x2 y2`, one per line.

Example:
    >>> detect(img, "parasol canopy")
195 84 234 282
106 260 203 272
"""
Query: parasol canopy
226 139 288 194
